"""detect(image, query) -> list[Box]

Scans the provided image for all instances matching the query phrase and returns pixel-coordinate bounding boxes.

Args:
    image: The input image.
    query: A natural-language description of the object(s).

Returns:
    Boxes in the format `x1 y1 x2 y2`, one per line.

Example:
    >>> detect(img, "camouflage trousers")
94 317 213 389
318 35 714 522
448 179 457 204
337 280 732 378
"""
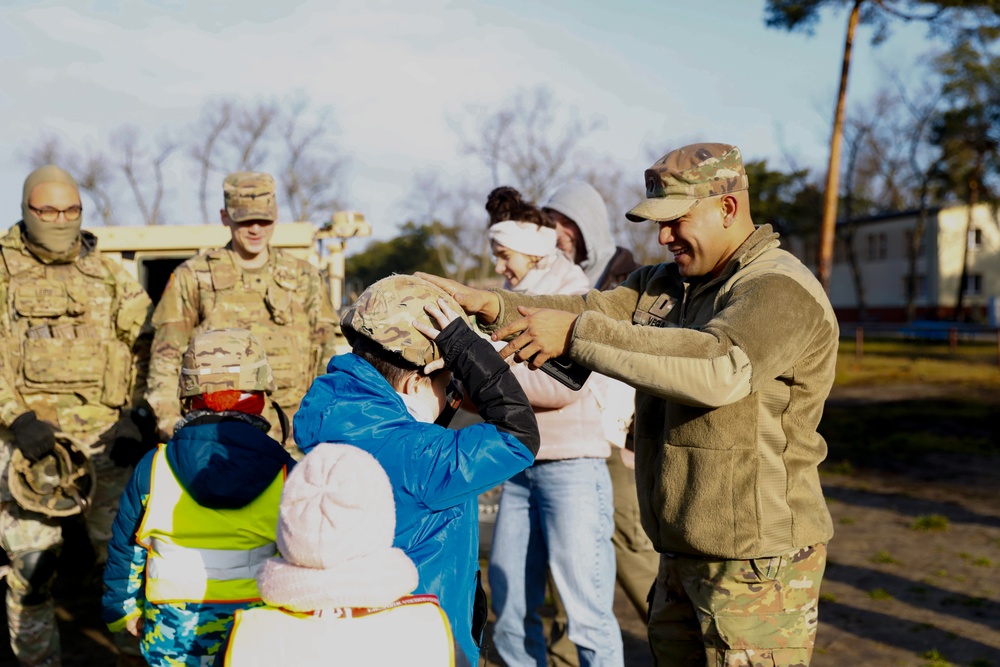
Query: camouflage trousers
647 543 827 667
0 425 133 667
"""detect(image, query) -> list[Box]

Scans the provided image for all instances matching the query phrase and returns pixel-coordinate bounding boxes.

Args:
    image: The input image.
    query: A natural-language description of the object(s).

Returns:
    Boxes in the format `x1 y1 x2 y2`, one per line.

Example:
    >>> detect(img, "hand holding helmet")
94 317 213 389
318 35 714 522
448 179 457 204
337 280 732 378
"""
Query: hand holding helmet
8 431 96 517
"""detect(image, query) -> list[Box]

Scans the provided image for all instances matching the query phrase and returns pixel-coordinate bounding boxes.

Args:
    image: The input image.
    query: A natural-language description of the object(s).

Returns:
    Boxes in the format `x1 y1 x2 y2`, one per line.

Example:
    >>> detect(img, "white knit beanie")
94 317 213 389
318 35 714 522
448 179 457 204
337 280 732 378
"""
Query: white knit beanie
256 443 418 611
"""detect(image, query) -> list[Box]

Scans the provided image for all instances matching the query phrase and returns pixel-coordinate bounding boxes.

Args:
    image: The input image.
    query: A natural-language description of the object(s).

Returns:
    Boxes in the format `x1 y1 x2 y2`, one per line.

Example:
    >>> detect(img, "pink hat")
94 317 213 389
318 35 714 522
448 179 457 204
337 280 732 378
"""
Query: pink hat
256 444 418 611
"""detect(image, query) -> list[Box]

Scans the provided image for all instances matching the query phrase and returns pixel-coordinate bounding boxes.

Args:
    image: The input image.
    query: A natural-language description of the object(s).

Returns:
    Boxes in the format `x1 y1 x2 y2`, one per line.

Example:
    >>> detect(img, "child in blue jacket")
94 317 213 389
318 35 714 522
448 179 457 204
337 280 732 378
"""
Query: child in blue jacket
293 274 540 666
102 329 295 667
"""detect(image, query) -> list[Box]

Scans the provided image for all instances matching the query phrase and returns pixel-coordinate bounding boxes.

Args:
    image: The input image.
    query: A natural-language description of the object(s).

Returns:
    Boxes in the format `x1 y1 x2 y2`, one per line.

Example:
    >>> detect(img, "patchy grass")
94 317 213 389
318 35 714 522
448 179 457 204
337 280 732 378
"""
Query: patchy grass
918 648 954 667
871 550 901 565
910 514 951 532
868 588 894 601
821 400 998 463
821 342 1000 468
824 460 855 476
838 338 1000 381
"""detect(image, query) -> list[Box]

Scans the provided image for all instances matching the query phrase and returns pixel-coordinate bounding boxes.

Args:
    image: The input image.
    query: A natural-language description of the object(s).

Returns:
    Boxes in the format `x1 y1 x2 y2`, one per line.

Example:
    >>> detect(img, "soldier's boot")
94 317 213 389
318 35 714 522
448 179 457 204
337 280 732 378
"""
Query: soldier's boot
6 550 61 667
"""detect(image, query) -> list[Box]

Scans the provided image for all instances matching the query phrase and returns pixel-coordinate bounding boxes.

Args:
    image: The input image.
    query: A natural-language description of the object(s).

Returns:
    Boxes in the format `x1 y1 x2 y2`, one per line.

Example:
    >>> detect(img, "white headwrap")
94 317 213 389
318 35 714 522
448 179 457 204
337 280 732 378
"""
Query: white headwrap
488 220 557 258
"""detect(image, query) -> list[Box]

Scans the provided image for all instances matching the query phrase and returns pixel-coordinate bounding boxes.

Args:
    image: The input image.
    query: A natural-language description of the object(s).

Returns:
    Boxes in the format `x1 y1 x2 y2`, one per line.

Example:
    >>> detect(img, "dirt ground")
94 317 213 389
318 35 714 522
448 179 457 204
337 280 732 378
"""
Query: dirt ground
0 382 997 667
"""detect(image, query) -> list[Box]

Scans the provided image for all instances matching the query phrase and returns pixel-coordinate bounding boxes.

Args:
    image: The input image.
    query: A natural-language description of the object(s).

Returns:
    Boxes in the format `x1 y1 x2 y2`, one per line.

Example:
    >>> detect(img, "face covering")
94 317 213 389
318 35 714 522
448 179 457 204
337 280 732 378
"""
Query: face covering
398 391 437 424
21 165 83 261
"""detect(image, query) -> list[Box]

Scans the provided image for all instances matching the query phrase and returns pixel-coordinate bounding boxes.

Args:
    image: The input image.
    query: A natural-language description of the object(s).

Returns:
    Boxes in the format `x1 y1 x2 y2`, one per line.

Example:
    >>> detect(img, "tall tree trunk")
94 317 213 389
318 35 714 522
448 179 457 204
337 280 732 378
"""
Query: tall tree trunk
817 0 864 291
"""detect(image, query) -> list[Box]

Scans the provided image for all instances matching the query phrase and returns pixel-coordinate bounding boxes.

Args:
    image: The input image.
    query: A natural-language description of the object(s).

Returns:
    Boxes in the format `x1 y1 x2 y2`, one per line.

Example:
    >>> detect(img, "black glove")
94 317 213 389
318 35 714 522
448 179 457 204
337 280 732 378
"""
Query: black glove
109 402 158 468
9 412 57 463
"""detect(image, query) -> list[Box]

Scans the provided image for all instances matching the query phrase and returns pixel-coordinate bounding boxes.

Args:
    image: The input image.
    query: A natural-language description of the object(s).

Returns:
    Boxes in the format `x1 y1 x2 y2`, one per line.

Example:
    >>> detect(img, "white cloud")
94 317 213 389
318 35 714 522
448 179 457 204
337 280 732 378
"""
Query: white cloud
0 0 937 242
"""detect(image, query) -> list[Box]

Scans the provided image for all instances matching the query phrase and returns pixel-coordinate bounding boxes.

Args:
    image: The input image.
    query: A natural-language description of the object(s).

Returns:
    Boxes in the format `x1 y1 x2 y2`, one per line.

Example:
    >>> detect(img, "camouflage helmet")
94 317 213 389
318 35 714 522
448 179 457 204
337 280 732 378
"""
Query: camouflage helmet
8 433 95 517
179 328 275 398
340 274 471 367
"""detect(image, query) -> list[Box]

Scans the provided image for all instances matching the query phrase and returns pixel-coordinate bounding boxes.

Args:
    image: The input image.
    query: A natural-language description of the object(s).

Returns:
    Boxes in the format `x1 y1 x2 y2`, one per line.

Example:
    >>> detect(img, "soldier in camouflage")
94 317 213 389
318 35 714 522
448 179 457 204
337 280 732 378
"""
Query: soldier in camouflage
419 143 838 667
145 171 336 458
0 165 154 667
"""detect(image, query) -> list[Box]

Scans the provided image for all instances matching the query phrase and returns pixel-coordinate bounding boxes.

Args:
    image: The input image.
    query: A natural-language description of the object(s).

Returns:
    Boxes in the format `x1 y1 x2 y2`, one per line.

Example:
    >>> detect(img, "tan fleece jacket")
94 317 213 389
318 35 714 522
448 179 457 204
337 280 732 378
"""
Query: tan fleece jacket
486 225 837 558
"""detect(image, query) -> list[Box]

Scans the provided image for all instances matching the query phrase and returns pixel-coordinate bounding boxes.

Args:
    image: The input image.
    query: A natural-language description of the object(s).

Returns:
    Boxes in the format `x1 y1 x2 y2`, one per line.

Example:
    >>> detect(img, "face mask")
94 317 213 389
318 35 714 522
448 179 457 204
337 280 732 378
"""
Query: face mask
21 165 83 258
398 391 436 424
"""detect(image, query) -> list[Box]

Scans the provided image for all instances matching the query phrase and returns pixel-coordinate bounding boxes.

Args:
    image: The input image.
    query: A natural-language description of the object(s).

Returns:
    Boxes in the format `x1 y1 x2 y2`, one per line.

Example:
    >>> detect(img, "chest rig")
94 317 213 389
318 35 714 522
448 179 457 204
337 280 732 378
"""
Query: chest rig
1 245 133 418
193 250 311 408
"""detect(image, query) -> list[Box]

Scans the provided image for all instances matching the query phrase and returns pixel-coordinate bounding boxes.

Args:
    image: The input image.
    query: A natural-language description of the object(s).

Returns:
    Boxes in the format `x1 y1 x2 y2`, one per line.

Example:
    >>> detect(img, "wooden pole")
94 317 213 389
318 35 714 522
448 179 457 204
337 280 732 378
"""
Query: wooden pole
817 0 864 291
855 327 863 361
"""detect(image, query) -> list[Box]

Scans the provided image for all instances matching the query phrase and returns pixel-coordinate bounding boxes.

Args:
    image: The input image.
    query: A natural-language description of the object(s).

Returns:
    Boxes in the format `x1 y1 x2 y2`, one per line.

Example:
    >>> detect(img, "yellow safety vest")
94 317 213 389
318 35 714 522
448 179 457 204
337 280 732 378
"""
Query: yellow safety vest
136 445 285 604
221 595 456 666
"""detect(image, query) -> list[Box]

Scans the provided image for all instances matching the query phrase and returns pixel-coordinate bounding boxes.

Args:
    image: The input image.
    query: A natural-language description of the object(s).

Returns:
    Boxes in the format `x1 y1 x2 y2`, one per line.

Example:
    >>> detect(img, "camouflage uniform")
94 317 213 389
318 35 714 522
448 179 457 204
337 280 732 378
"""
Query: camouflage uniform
647 545 826 667
0 217 153 667
484 144 837 667
145 174 336 457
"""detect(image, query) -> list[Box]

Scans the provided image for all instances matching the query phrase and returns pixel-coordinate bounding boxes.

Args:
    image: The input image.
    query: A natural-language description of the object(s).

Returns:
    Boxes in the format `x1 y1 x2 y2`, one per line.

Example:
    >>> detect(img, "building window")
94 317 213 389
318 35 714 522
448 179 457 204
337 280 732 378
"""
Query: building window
866 232 887 261
904 229 923 256
968 228 983 250
963 273 983 296
901 274 928 299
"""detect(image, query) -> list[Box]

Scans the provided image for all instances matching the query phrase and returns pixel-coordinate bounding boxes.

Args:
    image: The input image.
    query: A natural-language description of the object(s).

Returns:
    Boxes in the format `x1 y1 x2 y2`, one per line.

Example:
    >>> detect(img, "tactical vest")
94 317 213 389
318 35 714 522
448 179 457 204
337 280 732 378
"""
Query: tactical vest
136 445 284 604
192 249 314 410
0 241 134 430
221 596 457 667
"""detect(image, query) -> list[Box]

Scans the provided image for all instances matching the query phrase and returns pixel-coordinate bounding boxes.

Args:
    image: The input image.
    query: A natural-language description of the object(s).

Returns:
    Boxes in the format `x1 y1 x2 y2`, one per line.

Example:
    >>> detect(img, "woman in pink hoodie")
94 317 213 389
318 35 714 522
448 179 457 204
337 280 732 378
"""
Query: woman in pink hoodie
485 187 624 667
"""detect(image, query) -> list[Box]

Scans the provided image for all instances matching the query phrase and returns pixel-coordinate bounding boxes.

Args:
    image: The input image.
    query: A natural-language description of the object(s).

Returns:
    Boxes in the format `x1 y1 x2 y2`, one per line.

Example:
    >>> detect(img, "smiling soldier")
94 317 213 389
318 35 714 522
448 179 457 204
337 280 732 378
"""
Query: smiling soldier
145 172 336 458
418 142 839 667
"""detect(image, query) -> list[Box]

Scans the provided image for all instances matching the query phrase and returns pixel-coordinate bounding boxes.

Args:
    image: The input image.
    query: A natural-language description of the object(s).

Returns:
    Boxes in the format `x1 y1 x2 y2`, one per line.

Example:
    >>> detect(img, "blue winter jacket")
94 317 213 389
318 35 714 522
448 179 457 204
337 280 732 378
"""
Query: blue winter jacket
293 320 538 665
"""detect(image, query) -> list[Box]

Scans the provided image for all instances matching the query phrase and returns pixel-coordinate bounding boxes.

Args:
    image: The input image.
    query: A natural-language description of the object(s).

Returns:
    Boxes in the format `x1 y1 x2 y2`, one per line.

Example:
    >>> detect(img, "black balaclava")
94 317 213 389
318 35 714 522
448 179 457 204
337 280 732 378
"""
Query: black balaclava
21 165 83 263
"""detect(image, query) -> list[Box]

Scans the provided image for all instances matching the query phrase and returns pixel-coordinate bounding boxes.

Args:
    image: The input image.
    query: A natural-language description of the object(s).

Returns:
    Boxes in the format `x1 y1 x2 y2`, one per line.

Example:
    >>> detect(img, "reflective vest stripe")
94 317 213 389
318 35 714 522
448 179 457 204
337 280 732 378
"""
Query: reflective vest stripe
146 538 276 582
138 446 283 604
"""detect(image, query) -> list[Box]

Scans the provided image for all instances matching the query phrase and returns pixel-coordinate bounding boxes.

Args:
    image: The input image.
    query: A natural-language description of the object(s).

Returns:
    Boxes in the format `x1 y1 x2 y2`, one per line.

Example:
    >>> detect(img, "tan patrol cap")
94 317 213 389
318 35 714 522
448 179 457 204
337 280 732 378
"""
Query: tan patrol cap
626 143 748 223
223 171 278 223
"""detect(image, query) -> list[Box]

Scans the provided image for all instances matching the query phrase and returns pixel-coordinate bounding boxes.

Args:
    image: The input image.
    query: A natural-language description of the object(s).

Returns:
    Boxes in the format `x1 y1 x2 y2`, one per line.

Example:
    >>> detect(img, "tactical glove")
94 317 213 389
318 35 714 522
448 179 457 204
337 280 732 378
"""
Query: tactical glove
109 402 159 468
9 412 57 463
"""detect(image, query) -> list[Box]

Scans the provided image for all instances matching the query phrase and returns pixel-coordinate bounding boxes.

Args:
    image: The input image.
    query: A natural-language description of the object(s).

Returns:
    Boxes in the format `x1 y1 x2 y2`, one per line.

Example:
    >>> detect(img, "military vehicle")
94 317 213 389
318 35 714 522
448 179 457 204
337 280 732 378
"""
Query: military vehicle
90 212 371 353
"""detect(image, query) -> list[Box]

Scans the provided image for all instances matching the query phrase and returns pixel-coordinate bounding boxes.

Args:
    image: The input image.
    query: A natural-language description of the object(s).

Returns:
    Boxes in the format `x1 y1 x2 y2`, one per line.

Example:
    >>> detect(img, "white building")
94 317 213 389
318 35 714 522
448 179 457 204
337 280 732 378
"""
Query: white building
783 203 1000 323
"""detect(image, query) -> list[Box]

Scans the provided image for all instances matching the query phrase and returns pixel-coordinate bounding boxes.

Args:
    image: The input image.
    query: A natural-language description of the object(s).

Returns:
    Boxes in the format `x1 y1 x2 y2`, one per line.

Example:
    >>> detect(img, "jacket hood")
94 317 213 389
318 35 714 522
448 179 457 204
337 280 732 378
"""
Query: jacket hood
542 181 615 287
166 416 293 509
293 354 414 453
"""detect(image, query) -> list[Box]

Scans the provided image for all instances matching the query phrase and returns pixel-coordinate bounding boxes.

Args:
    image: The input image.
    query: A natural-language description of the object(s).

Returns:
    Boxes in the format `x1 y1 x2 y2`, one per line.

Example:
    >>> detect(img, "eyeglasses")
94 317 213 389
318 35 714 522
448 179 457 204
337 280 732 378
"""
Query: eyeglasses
28 205 83 223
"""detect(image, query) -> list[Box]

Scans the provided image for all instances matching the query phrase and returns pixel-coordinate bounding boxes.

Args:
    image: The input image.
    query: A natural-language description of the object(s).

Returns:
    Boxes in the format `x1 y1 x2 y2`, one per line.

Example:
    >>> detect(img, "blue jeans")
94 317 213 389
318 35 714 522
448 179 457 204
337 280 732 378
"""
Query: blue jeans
488 458 623 667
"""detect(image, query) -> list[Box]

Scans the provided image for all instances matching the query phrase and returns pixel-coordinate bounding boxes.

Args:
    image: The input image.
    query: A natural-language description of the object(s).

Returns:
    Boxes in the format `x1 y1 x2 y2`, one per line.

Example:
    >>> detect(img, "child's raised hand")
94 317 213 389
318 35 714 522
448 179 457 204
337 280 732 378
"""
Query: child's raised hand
413 298 463 374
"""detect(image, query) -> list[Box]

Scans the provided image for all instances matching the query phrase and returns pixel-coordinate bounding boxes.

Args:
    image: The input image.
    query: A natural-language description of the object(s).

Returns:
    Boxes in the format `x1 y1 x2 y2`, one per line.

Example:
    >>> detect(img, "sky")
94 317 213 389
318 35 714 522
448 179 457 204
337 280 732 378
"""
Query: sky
0 0 942 247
